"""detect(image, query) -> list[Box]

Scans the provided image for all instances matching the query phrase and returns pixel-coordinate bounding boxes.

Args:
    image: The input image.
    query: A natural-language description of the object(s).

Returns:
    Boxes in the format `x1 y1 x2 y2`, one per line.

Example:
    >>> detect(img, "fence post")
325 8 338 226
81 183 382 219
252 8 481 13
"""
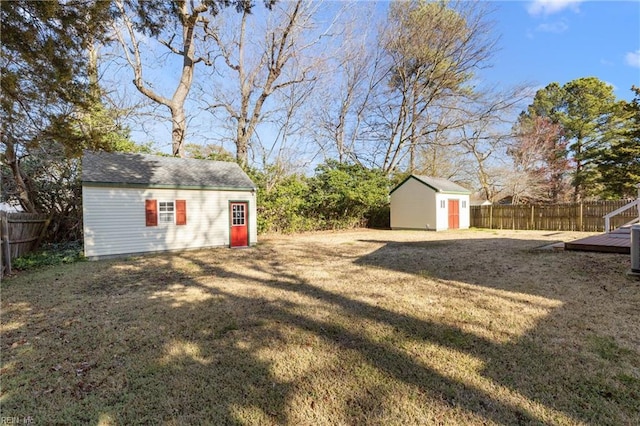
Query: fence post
1 213 10 276
578 202 583 232
0 212 3 281
489 204 493 229
530 205 535 230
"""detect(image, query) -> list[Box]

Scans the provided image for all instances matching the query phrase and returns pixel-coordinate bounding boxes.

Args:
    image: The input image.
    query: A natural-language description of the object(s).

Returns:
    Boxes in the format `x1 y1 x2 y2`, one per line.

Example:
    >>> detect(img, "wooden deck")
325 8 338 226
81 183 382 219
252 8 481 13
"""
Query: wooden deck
564 227 631 254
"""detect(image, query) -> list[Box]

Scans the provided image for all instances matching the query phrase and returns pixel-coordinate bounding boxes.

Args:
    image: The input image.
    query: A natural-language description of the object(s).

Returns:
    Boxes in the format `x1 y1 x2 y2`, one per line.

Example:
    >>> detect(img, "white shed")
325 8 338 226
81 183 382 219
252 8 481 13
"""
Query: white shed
82 151 257 259
390 175 471 231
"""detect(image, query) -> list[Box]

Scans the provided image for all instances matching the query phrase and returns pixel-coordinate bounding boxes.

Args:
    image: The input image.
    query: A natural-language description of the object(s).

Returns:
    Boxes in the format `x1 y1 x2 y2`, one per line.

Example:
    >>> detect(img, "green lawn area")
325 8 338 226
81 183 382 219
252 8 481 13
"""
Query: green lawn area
1 229 639 425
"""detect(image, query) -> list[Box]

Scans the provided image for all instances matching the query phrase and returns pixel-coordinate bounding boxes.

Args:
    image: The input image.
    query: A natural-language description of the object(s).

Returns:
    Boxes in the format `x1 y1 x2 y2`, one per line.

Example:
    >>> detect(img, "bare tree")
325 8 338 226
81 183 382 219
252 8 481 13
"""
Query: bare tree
309 3 384 166
207 0 333 166
258 78 318 175
420 83 532 202
509 115 572 203
459 123 507 203
111 0 215 157
365 0 497 174
414 141 467 180
111 1 276 157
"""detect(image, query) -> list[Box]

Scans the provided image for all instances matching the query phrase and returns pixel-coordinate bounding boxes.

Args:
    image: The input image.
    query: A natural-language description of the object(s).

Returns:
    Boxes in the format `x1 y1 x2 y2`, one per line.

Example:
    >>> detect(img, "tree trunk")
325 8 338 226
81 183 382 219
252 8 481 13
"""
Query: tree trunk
573 141 582 202
113 0 206 159
210 1 308 167
3 139 37 213
88 41 100 99
409 145 415 173
171 106 187 157
236 127 249 167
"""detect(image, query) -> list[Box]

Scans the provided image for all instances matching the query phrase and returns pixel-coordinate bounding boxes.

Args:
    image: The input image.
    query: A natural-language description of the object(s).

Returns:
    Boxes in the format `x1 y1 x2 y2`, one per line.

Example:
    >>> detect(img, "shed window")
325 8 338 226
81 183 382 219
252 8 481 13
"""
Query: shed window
462 200 467 208
232 203 246 225
159 201 174 224
440 200 445 208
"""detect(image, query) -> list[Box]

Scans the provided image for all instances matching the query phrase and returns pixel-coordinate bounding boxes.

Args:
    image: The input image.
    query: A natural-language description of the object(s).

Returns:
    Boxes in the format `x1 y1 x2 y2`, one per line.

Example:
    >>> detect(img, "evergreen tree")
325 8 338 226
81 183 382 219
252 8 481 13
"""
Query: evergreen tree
598 87 640 198
517 77 628 201
562 77 619 200
1 0 113 212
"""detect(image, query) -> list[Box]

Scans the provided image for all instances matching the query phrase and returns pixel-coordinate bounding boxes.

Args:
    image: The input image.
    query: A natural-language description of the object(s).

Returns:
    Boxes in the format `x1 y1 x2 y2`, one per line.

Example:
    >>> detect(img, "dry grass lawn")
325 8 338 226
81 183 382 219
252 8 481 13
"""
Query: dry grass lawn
1 229 639 425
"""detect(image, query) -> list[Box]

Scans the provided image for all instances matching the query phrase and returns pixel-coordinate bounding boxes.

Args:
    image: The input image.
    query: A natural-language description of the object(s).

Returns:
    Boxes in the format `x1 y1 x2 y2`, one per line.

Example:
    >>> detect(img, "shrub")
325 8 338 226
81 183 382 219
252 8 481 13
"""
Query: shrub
306 160 389 229
11 241 85 271
246 160 391 234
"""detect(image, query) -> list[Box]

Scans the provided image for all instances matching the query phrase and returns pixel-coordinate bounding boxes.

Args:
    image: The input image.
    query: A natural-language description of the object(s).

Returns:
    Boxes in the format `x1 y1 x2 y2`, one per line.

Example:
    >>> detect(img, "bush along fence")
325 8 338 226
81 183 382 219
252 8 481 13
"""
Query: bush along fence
470 200 638 232
1 212 50 277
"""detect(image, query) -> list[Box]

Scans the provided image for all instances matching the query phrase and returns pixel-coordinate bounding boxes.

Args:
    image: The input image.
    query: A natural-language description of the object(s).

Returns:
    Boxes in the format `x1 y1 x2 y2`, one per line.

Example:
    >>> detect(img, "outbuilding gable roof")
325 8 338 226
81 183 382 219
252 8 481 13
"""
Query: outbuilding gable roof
390 175 471 195
82 151 256 190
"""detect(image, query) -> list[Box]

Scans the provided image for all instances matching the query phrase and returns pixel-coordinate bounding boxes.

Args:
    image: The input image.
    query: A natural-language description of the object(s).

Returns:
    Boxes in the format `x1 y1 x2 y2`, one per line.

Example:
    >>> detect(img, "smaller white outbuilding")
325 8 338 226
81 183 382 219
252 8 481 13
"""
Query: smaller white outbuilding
390 175 471 231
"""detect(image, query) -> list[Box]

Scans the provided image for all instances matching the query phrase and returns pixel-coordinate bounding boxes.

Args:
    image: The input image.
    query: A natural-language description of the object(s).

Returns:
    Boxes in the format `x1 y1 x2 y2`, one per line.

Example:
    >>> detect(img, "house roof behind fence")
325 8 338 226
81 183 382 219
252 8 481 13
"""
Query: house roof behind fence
82 151 256 190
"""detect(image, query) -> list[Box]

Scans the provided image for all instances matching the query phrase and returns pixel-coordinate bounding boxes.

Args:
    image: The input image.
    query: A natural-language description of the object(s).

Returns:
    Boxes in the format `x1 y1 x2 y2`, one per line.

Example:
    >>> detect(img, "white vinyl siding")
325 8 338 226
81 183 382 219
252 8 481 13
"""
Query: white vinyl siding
390 176 470 231
435 193 470 231
459 196 470 229
390 178 438 230
435 194 450 231
83 186 257 259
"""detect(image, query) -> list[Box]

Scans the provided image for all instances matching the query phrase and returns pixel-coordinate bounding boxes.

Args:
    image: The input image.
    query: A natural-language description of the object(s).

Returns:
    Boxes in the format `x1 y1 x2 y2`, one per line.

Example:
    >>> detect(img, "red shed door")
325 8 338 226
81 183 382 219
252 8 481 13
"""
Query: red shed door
230 202 249 247
448 199 460 229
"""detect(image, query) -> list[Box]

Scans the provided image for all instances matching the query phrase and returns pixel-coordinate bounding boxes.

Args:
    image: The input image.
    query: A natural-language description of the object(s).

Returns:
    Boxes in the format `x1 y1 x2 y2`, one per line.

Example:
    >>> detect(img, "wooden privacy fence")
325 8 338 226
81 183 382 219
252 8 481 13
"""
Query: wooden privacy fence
470 200 638 232
1 212 50 277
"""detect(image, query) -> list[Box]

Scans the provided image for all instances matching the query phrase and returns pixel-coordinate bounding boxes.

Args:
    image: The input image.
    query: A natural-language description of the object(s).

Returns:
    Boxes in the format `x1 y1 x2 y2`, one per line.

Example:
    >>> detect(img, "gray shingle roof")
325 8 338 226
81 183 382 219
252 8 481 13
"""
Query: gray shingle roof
391 175 471 194
412 175 471 194
82 151 256 190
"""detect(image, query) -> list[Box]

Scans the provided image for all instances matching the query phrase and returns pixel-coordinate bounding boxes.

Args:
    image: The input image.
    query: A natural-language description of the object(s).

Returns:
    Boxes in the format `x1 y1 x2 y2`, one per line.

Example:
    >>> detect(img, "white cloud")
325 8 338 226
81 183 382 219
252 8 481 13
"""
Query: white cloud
625 50 640 68
536 21 569 33
528 0 583 16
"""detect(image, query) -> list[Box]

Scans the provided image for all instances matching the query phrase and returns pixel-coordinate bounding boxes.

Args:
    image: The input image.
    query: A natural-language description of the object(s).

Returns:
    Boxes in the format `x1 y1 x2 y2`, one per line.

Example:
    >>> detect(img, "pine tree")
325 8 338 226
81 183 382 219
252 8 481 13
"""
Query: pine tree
598 87 640 198
1 0 113 211
517 78 628 201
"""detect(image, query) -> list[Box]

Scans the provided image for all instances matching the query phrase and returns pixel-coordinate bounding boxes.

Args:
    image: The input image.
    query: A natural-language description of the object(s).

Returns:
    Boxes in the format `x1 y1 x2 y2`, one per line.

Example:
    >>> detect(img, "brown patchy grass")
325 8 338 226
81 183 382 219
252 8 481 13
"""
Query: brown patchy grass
1 229 639 425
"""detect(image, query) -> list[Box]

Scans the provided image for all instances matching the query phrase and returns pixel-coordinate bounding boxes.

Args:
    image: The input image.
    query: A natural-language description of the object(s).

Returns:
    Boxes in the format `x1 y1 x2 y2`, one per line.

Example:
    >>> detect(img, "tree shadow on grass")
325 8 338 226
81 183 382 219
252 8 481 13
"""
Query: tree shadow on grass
354 237 640 425
2 234 638 424
166 254 549 424
1 260 293 424
164 238 639 424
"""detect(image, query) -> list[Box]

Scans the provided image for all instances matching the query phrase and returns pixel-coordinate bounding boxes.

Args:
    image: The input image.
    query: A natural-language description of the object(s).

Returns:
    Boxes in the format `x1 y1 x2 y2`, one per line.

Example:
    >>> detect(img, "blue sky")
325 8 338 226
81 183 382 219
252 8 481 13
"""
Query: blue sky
485 0 640 100
119 0 640 154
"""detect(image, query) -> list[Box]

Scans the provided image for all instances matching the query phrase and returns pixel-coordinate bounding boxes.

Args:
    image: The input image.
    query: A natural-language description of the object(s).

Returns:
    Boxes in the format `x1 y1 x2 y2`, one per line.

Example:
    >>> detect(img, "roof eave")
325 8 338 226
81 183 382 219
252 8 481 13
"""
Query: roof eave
389 175 470 195
437 191 471 195
389 175 441 195
82 181 256 191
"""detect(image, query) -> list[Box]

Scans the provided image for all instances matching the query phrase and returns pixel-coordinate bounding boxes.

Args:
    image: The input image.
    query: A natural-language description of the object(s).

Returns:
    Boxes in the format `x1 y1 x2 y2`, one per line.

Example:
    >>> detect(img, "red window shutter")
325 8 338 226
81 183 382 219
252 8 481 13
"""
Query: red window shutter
176 200 187 225
145 200 158 226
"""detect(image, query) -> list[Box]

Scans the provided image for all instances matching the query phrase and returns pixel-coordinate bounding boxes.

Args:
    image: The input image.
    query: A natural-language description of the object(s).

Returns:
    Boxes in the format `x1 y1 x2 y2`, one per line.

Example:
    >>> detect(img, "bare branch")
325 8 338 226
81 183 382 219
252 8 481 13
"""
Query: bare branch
158 34 182 55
